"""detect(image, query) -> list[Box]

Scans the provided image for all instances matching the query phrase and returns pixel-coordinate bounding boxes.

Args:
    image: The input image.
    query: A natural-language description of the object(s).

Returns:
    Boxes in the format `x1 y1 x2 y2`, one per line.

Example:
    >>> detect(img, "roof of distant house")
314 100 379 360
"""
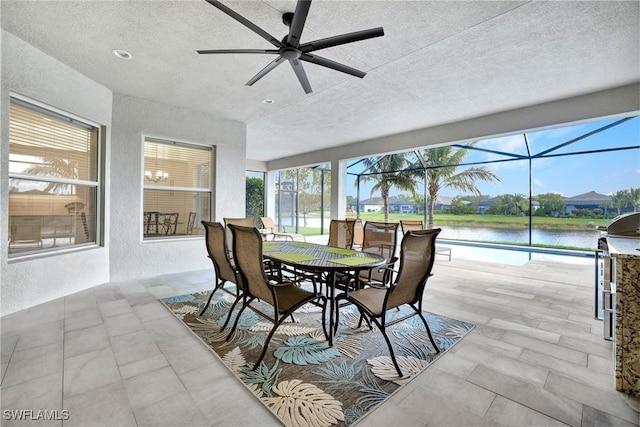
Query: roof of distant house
564 191 611 202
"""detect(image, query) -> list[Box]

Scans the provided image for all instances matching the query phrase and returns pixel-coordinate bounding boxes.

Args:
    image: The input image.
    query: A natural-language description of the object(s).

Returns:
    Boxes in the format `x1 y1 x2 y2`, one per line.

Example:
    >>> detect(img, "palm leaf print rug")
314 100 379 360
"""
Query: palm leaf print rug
161 285 474 427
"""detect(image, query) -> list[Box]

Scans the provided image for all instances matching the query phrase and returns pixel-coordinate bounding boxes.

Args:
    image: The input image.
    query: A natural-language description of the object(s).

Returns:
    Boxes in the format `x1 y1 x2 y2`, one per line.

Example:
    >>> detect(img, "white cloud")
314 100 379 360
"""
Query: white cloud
477 135 528 171
533 178 544 187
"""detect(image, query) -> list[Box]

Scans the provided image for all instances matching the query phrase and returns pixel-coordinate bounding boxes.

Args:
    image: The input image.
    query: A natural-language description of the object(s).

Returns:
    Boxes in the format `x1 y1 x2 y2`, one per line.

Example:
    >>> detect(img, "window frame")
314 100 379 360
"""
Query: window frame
7 94 103 258
141 136 213 241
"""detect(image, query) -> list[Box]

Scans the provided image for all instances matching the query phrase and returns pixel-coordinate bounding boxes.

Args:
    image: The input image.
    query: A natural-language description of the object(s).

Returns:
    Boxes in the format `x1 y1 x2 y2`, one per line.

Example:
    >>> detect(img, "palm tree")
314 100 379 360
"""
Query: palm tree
629 187 640 212
610 190 630 216
512 193 529 215
358 154 418 222
24 157 78 195
420 146 500 228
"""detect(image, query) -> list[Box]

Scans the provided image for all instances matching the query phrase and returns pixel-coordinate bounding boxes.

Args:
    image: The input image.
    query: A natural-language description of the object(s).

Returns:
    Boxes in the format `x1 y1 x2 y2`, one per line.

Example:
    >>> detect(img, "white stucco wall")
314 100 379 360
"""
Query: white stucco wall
1 31 113 315
109 94 246 281
0 31 248 315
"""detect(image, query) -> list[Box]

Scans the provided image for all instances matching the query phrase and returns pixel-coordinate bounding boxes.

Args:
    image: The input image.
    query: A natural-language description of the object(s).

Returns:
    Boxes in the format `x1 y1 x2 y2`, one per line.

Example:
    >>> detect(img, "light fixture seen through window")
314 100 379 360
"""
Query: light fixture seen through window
145 170 168 183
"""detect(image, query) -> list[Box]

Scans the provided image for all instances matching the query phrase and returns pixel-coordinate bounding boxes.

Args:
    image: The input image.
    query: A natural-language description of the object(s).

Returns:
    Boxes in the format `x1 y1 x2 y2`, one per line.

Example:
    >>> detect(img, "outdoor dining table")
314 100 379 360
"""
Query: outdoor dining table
262 241 387 346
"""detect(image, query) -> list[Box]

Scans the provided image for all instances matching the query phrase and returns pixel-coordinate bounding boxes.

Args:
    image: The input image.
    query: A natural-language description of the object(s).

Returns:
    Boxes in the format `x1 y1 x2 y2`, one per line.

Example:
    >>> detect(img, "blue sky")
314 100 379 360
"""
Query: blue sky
347 116 640 200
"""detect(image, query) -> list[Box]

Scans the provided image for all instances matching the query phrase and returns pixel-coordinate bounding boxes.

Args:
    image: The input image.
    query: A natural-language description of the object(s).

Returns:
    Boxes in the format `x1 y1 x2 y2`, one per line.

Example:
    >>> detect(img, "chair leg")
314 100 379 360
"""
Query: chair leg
220 295 242 332
417 311 440 353
378 321 403 378
320 296 329 341
225 297 253 342
200 279 224 316
253 313 286 370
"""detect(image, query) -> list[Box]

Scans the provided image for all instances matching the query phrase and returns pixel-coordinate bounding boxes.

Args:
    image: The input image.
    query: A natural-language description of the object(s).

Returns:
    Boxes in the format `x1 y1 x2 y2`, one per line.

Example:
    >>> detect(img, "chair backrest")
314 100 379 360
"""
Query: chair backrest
387 228 441 309
158 212 179 235
228 224 273 304
143 211 159 236
260 217 278 233
328 219 355 249
9 216 43 246
201 221 238 285
362 221 399 259
187 212 197 234
400 220 424 234
346 219 364 248
224 217 256 263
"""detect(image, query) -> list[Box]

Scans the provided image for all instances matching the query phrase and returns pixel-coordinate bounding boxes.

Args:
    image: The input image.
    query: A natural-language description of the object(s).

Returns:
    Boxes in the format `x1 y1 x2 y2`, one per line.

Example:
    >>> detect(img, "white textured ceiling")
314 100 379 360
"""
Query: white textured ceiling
2 1 638 162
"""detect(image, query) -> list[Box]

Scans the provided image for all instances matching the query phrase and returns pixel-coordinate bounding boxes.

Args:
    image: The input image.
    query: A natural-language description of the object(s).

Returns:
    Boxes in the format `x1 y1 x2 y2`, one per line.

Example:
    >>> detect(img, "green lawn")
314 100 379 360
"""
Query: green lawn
289 212 608 236
350 212 608 230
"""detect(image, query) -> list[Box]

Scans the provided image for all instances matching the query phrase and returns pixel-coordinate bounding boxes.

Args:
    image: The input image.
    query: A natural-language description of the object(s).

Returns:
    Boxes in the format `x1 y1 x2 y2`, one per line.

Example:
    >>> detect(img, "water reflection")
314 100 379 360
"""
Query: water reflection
439 226 600 250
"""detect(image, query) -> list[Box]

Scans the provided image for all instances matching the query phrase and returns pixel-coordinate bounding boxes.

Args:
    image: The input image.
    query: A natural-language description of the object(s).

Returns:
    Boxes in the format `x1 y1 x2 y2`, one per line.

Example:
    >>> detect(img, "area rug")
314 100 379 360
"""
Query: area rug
161 285 474 427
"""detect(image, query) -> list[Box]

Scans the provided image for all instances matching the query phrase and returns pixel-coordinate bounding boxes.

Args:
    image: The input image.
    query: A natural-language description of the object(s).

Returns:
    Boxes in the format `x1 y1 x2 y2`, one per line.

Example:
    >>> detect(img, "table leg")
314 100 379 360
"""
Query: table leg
327 271 336 347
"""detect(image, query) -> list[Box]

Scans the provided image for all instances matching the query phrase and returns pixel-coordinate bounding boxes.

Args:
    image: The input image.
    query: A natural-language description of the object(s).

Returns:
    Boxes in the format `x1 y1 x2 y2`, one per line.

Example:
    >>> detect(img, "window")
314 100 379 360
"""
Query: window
246 171 265 225
8 97 101 257
275 164 331 236
143 138 212 239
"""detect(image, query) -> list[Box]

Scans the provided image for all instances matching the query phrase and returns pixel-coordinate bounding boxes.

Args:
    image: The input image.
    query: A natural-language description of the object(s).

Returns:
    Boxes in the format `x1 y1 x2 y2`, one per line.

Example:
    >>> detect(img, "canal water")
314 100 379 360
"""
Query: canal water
438 226 601 250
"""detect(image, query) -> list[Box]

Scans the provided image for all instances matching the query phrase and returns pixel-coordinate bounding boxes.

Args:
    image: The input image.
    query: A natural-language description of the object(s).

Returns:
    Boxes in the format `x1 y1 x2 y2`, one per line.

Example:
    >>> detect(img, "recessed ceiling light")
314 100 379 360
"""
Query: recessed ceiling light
262 99 275 104
112 49 132 60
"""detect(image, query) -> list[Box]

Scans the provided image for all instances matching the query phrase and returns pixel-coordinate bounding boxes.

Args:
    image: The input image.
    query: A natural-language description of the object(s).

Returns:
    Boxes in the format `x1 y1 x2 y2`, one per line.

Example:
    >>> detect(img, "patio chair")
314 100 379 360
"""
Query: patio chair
186 211 197 234
9 216 43 249
143 211 159 236
356 221 399 288
200 221 243 328
260 217 305 241
346 218 364 249
226 224 327 369
327 219 356 249
400 219 451 261
336 228 442 377
158 212 179 235
223 217 255 266
399 219 424 234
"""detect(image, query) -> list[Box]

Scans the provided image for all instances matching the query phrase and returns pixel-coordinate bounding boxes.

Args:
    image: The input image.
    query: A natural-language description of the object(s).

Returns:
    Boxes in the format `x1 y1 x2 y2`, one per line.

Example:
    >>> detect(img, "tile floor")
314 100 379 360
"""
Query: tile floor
1 254 639 426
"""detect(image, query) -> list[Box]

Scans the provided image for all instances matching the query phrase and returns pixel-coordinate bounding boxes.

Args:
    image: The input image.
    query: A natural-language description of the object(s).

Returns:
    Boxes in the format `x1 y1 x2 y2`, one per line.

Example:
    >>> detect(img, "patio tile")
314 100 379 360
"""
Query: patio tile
133 391 209 427
1 342 63 388
156 335 216 375
581 404 638 427
501 331 588 366
97 299 133 318
64 325 110 359
545 371 638 424
63 347 120 397
132 301 171 322
1 334 19 365
63 380 136 427
110 329 163 367
123 366 185 410
483 395 568 426
466 364 582 426
118 353 169 380
14 320 64 353
64 308 103 332
0 372 62 426
103 312 144 337
413 366 496 417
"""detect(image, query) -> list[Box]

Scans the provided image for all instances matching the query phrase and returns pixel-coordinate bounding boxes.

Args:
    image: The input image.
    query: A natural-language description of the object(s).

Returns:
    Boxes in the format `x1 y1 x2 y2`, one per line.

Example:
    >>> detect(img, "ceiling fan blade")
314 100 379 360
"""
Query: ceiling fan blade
205 0 283 48
289 58 312 94
286 0 312 47
300 27 384 53
197 49 280 55
300 53 366 78
246 56 287 86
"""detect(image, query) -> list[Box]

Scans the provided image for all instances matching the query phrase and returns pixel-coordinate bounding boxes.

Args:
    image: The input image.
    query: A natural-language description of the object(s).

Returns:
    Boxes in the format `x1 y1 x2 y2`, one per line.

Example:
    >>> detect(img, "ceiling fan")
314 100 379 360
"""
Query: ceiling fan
198 0 384 94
